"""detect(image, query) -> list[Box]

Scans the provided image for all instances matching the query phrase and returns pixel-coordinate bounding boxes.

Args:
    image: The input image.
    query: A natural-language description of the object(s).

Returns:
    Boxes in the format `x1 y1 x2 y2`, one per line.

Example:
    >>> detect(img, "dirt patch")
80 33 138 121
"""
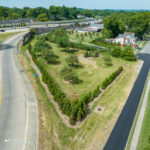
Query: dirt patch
95 106 105 114
78 54 98 69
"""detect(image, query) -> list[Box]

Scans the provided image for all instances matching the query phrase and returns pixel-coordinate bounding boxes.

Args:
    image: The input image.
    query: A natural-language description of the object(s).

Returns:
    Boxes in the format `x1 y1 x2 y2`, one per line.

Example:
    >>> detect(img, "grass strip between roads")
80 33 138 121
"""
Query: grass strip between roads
136 86 150 149
125 71 150 150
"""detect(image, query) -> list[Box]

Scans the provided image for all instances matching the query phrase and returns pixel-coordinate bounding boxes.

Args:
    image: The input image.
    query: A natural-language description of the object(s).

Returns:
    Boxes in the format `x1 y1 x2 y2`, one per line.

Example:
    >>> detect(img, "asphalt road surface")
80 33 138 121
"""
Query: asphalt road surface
0 34 38 150
103 43 150 150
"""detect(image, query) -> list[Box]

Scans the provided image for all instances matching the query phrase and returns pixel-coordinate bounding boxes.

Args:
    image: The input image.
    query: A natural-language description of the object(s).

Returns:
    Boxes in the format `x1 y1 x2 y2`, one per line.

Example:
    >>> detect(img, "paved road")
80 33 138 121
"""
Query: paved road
103 42 150 150
0 28 29 34
0 34 38 150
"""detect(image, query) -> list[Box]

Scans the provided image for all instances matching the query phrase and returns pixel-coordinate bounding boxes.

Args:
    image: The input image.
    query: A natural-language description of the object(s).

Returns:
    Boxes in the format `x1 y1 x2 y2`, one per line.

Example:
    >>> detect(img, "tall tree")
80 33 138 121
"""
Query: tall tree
104 14 125 37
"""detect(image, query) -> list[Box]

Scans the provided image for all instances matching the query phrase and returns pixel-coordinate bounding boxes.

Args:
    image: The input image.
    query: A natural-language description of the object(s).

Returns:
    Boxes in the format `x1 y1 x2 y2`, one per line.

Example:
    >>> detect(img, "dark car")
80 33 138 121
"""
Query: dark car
0 29 5 32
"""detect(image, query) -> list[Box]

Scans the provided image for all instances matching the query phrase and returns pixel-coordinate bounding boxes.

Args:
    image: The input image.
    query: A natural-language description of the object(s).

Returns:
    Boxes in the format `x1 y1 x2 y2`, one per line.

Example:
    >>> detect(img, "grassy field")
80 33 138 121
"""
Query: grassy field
137 41 147 49
125 71 150 150
30 37 134 99
69 31 102 44
20 36 140 150
0 32 21 42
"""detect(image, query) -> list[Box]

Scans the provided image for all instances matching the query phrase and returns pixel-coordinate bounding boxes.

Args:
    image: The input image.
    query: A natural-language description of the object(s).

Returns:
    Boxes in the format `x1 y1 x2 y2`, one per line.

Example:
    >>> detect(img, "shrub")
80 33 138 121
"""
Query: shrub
103 56 113 66
66 55 79 67
60 67 80 84
34 39 52 53
122 46 137 61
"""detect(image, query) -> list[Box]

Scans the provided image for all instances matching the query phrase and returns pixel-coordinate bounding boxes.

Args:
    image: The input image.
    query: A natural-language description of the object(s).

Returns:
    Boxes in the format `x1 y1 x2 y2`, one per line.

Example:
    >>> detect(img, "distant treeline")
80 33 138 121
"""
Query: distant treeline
1 5 150 22
0 6 98 21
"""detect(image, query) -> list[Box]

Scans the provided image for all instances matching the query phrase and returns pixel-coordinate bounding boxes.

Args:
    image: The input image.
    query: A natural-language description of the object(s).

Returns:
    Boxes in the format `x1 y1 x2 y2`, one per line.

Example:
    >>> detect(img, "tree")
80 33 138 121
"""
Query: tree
8 12 18 20
34 39 52 54
37 13 48 22
112 47 122 57
103 56 113 66
30 28 36 38
77 108 84 121
122 46 136 61
60 67 80 84
66 55 79 67
104 14 125 37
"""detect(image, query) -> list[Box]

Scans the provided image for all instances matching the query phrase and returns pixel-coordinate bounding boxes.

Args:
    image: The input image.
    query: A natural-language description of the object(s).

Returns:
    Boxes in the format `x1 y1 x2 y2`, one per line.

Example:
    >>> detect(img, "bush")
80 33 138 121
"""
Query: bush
66 55 79 67
103 56 113 66
34 39 52 53
60 67 80 84
84 51 99 58
121 46 137 61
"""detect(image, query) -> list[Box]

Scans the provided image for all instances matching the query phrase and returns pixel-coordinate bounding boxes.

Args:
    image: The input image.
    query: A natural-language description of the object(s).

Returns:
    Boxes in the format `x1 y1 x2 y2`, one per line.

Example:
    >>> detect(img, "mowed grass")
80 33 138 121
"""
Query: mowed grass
137 92 150 150
136 76 150 150
0 32 20 42
19 47 139 150
69 31 102 44
32 38 132 99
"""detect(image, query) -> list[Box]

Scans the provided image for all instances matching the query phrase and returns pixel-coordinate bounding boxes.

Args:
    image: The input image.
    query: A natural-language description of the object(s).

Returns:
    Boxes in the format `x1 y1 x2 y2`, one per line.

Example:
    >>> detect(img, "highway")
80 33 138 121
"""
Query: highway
0 33 38 150
104 42 150 150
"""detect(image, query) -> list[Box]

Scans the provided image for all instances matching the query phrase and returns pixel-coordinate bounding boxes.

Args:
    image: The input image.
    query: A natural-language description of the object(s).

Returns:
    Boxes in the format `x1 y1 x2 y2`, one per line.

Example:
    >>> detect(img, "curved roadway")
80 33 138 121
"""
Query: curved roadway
104 42 150 150
0 34 38 150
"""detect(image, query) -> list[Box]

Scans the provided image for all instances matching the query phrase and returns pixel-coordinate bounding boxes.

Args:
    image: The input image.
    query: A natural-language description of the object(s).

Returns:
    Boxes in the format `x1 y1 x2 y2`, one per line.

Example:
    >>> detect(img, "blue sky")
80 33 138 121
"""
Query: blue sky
0 0 150 9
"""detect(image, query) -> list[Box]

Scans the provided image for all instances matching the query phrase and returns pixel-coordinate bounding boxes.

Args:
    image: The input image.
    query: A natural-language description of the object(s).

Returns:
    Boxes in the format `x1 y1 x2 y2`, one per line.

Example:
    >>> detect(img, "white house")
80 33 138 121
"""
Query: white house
107 32 137 48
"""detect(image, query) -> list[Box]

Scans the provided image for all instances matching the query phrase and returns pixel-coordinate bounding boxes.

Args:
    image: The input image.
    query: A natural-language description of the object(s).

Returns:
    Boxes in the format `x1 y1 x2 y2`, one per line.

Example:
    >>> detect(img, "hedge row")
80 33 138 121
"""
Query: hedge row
101 66 123 90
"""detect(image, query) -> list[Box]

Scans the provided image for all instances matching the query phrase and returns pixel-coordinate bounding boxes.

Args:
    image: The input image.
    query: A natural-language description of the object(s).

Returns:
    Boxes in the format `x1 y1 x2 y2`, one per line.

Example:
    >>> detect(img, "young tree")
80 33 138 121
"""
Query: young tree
66 55 79 67
103 56 113 66
37 13 48 22
60 67 80 84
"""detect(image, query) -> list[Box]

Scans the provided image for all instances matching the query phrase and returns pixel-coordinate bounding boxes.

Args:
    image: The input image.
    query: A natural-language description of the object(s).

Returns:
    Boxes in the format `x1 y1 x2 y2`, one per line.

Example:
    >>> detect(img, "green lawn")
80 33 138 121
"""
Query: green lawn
137 87 150 149
69 31 102 44
31 38 132 99
0 32 20 42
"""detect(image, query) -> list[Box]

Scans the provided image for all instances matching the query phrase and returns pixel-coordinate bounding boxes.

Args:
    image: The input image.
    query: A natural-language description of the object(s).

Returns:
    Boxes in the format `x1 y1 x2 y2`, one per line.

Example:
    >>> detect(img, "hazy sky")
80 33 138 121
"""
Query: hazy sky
0 0 150 9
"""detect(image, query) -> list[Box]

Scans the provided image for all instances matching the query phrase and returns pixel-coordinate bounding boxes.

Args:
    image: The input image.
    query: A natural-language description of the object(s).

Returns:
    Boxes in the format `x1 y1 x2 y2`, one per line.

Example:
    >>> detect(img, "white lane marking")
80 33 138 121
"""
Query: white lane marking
4 138 33 145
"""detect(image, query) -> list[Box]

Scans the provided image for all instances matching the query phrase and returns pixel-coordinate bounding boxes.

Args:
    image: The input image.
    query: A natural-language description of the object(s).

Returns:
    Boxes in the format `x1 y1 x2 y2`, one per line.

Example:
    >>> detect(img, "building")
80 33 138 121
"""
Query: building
107 32 137 48
81 19 104 32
